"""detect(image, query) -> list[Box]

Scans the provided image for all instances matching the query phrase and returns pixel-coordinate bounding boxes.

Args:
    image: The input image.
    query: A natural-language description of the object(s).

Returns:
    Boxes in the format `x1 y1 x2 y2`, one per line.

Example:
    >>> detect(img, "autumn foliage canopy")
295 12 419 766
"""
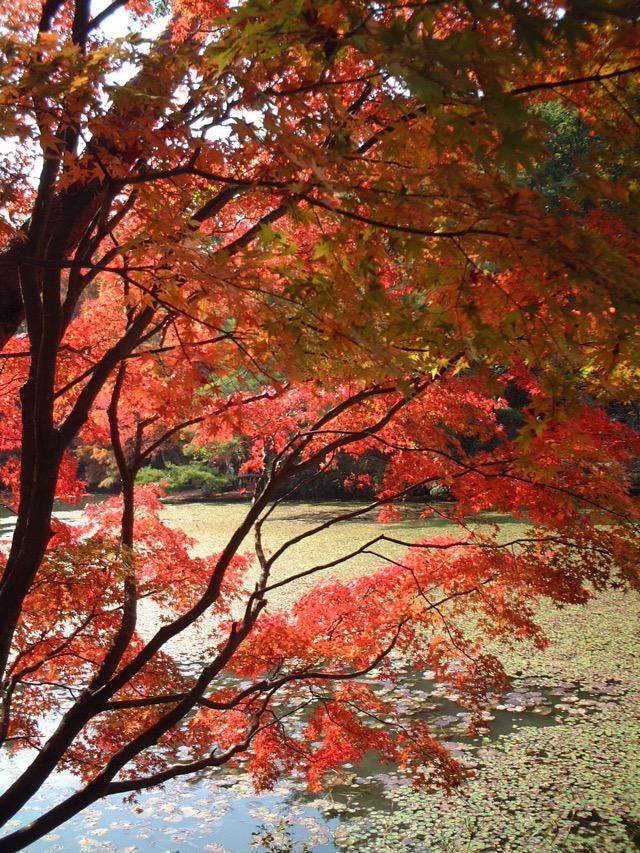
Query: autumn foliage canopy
0 0 639 847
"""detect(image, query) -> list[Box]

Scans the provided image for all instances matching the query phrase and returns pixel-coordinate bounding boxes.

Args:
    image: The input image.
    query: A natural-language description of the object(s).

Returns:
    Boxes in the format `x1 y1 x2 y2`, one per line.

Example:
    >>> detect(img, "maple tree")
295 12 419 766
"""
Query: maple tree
0 0 639 848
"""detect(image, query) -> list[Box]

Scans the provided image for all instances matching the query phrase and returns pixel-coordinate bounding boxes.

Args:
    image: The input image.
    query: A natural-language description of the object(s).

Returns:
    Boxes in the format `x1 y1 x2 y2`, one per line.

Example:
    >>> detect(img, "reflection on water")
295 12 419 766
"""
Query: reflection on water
2 767 338 852
0 495 104 542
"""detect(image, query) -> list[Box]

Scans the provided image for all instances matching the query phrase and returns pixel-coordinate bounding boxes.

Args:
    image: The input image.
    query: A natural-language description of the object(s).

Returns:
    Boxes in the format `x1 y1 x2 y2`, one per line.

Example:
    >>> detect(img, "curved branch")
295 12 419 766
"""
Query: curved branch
510 64 640 96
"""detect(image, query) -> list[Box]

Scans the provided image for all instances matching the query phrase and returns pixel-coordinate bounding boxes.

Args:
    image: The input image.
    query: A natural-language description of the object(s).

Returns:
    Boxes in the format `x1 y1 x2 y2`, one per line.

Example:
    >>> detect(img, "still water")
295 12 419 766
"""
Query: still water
0 499 446 852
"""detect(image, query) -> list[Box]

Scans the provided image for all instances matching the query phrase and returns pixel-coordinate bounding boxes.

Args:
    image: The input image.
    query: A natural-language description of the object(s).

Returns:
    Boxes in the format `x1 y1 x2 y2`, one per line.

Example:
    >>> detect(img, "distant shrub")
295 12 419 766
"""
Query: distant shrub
429 483 453 501
136 463 234 496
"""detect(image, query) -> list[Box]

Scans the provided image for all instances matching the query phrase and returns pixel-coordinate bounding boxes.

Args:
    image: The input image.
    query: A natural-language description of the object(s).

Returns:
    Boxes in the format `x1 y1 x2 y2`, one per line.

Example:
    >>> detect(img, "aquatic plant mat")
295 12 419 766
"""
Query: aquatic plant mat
328 589 640 852
4 504 639 851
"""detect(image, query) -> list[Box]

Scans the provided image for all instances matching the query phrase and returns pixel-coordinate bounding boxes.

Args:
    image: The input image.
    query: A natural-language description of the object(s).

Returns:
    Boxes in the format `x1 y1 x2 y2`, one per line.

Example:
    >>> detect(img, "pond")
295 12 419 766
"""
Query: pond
1 501 639 851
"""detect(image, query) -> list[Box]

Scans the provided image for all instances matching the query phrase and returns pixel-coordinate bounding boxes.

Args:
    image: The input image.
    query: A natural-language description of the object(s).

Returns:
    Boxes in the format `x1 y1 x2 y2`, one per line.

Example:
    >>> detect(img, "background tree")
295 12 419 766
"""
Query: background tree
0 0 639 848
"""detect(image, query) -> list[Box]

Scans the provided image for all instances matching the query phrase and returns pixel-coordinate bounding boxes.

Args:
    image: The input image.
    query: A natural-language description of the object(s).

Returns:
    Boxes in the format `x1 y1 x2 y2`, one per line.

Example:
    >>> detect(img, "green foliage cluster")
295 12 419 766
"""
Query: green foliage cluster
527 102 595 209
136 462 234 497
